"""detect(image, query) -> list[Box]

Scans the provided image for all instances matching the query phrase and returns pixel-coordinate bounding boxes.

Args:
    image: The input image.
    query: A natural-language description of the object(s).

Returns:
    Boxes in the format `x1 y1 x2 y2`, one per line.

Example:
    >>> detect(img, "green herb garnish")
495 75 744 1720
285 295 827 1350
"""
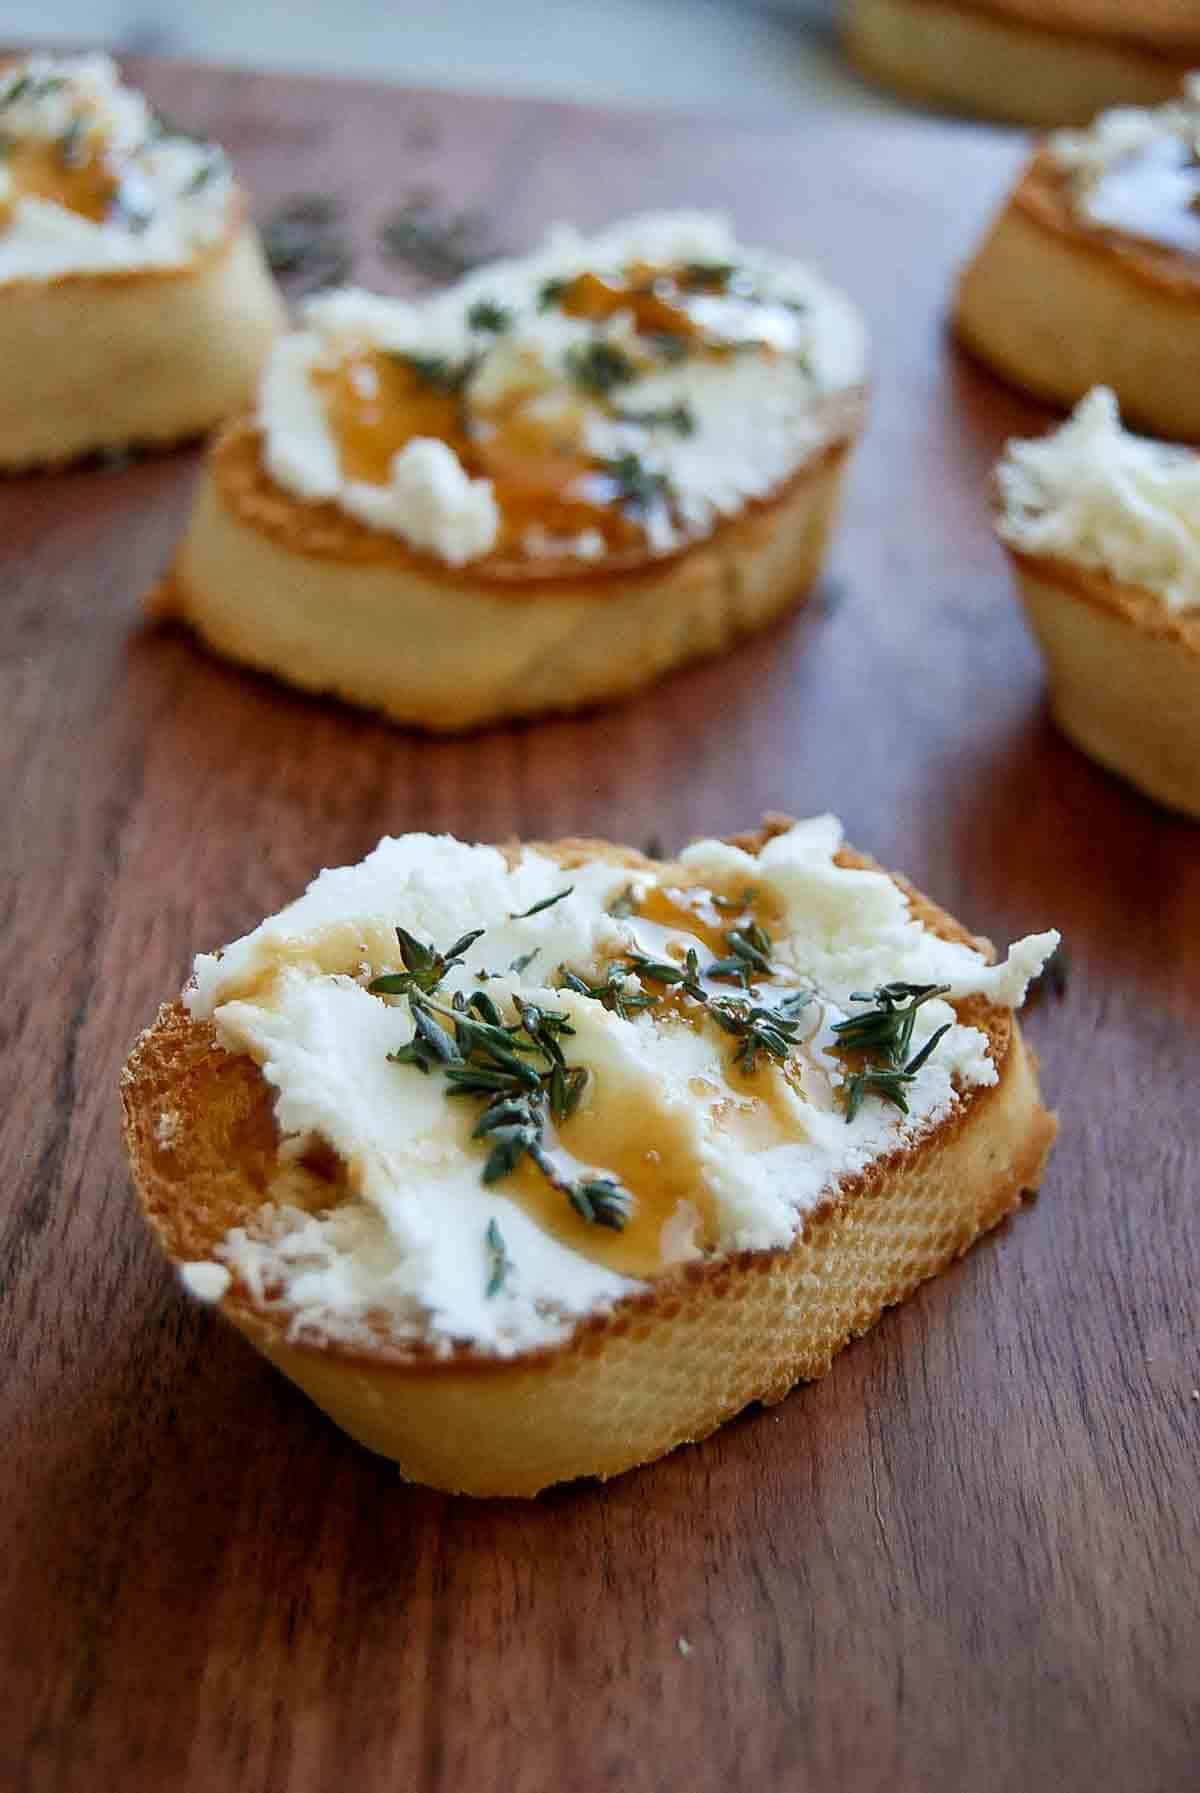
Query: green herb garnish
599 452 671 515
566 340 638 397
261 194 353 292
378 193 495 281
467 297 512 334
559 964 659 1022
484 1217 512 1297
389 350 478 395
368 925 484 998
538 276 569 310
681 261 737 291
376 930 632 1229
831 982 953 1123
613 400 695 436
509 886 573 920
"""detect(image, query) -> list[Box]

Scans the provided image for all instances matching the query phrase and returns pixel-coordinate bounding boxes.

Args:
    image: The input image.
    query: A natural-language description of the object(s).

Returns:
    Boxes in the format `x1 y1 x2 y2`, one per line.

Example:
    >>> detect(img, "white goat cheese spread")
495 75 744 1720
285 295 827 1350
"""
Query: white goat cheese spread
256 210 867 568
180 818 1056 1357
1050 75 1200 256
0 53 234 282
997 387 1200 614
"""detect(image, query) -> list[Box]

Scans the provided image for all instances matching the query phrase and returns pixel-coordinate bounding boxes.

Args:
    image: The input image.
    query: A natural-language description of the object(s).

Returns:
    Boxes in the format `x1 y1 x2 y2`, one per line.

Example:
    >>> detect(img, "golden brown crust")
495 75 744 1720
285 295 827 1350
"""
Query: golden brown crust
152 411 862 729
0 206 286 469
1013 152 1200 300
1006 546 1200 655
843 0 1193 127
954 157 1200 440
120 825 1057 1491
182 400 863 598
1003 547 1200 815
895 0 1200 58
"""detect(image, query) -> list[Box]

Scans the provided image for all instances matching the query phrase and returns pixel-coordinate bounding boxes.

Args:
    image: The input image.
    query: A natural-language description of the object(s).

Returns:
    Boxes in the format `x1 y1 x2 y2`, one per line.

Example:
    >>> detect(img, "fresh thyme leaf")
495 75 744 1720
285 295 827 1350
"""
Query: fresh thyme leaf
378 938 632 1229
509 948 540 975
389 350 478 394
57 117 89 169
569 1177 633 1231
558 964 659 1022
509 886 573 920
608 884 638 919
377 192 495 281
681 260 737 291
832 984 953 1124
467 297 512 333
646 330 690 363
566 340 638 397
538 276 569 310
369 923 484 998
484 1218 512 1298
613 400 695 436
599 452 670 515
261 194 353 292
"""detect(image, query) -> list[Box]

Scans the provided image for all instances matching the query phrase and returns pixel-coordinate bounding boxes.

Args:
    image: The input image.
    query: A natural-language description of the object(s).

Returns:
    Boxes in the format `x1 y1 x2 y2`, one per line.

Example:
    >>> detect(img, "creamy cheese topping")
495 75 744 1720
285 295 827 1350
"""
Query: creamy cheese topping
1049 75 1200 255
0 54 234 282
257 210 867 568
180 819 1056 1357
996 388 1200 613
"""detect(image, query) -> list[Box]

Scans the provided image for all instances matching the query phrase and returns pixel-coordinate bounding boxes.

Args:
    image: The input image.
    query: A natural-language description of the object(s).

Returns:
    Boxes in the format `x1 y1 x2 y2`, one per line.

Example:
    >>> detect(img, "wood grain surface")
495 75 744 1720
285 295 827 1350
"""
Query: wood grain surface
3 55 1198 1793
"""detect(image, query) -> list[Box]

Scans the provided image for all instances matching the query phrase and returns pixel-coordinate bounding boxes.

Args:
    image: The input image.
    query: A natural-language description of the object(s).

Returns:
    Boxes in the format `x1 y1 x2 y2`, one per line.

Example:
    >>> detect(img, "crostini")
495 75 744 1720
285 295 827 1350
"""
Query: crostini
0 53 285 467
956 76 1200 439
997 387 1200 817
122 815 1058 1496
151 212 868 729
843 0 1199 128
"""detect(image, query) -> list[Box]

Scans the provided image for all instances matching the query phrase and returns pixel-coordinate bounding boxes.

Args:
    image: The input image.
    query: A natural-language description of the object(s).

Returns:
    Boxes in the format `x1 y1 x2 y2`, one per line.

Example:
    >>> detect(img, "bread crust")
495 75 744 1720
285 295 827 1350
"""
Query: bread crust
152 400 864 729
120 826 1057 1494
0 196 286 468
955 154 1200 441
1005 546 1200 816
842 0 1195 126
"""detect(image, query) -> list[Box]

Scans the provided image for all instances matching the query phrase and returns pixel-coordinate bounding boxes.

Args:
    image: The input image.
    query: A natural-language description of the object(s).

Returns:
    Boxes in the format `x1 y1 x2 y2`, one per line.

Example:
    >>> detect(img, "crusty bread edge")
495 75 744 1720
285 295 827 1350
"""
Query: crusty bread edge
0 198 287 470
843 0 1193 126
147 413 864 730
120 824 1057 1493
955 157 1200 438
1004 547 1200 816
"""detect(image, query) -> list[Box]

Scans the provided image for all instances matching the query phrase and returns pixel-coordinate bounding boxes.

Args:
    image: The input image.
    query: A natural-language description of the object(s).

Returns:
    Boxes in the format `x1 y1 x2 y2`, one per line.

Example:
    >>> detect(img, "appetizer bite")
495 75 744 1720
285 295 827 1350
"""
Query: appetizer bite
957 76 1200 439
997 387 1200 817
153 212 868 729
843 0 1199 128
0 53 285 467
122 816 1057 1496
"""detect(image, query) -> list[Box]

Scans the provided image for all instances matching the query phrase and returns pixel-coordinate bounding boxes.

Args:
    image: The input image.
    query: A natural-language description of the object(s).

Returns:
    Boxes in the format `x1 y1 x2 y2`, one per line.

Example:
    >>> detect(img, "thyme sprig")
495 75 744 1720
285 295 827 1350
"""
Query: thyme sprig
831 982 953 1123
566 339 639 397
599 452 671 515
484 1217 512 1297
613 400 695 436
467 297 512 334
509 886 572 920
567 914 813 1078
373 928 632 1230
389 350 479 395
261 194 353 293
377 192 496 281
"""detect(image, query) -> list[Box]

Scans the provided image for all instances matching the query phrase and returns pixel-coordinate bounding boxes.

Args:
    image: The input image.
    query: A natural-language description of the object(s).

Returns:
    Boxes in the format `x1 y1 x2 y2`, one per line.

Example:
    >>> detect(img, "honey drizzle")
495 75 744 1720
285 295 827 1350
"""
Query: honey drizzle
0 134 122 231
308 259 809 566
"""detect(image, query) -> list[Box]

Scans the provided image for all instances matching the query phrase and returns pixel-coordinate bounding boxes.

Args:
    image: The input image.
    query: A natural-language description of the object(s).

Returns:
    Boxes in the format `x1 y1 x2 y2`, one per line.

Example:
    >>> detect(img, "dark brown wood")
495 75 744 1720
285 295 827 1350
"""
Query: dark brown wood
2 54 1198 1793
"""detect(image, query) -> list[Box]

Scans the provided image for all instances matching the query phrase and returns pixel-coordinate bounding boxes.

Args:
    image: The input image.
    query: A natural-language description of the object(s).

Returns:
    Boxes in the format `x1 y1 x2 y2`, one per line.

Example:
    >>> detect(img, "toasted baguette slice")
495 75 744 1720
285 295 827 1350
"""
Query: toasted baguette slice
151 410 861 732
842 0 1197 127
1005 547 1200 816
0 201 285 468
121 827 1056 1497
955 151 1200 441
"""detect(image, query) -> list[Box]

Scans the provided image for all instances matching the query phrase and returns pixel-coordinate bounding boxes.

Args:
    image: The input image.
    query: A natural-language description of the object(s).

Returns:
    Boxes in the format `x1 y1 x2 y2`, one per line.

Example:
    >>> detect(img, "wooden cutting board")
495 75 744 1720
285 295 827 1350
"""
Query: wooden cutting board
3 55 1197 1793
